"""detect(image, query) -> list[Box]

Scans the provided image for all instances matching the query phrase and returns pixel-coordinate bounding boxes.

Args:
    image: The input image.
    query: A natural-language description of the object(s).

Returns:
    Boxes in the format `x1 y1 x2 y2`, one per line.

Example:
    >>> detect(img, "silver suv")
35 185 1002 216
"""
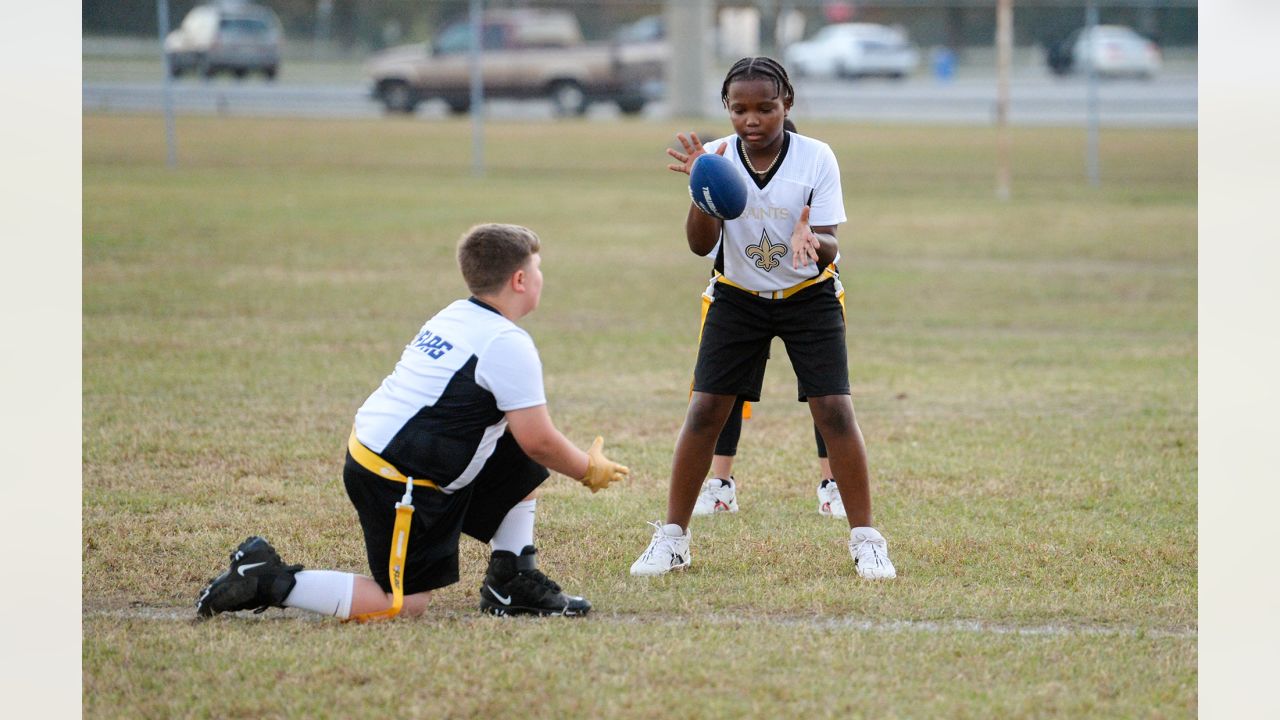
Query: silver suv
165 2 282 80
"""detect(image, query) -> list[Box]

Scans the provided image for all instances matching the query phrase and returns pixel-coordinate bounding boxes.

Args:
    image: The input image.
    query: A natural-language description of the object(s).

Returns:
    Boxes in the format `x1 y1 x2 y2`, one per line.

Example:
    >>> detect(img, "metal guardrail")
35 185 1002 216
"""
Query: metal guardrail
82 76 1196 127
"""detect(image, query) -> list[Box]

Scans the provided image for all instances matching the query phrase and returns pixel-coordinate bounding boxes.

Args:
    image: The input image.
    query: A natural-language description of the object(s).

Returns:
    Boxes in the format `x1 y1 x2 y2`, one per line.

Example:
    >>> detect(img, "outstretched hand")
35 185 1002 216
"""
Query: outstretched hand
667 131 728 175
581 436 629 493
790 206 820 268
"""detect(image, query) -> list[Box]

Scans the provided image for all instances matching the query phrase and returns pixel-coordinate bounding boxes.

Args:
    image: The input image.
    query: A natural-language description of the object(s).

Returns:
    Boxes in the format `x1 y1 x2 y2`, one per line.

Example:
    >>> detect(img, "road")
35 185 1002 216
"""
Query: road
82 72 1196 127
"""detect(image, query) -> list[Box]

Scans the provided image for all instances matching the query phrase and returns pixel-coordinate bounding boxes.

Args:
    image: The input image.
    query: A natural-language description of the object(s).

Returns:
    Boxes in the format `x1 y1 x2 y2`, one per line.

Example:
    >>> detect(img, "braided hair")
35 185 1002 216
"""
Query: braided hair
720 56 795 109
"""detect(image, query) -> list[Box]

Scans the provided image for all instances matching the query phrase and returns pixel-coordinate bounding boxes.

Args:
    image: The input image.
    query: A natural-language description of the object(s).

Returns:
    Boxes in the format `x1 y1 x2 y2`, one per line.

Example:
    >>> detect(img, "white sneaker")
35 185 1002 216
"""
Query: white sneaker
849 527 896 579
692 477 738 516
816 479 846 518
629 522 692 576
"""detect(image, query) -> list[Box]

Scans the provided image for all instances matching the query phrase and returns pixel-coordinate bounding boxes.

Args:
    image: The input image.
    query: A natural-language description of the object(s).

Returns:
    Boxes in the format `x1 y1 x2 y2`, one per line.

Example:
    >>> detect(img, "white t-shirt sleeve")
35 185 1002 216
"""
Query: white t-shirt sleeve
474 329 547 412
808 143 847 227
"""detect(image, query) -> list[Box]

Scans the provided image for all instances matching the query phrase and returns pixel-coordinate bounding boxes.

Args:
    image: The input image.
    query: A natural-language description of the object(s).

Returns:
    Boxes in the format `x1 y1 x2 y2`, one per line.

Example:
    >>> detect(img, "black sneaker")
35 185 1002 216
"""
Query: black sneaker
479 546 591 617
195 536 304 618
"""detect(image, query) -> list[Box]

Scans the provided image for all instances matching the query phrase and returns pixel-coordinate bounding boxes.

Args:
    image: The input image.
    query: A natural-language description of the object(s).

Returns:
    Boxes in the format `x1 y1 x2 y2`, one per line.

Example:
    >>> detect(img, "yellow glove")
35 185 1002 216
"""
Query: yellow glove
581 436 629 493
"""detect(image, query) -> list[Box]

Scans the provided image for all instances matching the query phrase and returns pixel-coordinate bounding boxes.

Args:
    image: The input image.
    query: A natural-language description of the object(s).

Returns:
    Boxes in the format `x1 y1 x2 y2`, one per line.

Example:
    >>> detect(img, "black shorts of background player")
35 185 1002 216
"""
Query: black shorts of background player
195 224 628 621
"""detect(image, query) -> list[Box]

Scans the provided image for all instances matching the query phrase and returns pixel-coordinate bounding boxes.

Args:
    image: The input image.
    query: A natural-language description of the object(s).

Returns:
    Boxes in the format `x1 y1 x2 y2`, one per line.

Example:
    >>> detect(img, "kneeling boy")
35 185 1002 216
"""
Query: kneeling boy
196 224 628 620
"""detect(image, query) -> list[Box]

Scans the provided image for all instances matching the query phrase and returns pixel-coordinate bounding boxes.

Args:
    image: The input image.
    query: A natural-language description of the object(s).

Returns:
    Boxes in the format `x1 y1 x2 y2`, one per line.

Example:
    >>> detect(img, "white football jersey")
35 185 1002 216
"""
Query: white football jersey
703 131 846 292
353 298 546 493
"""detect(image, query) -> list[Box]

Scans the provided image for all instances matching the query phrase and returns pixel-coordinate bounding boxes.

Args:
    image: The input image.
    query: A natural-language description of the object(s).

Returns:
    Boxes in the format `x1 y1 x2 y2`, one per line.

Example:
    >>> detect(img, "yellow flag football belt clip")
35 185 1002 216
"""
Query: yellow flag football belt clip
350 472 415 623
345 429 431 622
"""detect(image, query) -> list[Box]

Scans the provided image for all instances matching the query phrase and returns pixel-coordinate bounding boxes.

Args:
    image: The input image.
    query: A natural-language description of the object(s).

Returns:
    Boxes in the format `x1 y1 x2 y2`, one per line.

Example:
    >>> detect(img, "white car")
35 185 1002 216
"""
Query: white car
164 2 282 80
1048 25 1161 78
784 23 919 80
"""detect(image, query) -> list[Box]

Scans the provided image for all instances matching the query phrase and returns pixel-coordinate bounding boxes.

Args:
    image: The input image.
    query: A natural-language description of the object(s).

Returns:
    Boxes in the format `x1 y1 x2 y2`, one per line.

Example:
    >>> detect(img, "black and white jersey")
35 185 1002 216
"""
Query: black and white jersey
703 131 847 292
353 298 546 494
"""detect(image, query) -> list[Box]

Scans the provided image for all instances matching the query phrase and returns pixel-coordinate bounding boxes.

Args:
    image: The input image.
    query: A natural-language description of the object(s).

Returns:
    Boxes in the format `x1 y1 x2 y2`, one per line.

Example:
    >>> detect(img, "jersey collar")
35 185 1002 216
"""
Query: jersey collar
467 297 502 315
737 131 791 189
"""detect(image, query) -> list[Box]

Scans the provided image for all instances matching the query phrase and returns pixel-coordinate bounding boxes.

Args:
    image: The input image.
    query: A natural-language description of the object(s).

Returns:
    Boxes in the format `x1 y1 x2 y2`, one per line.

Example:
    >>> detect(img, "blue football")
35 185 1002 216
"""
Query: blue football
689 152 748 220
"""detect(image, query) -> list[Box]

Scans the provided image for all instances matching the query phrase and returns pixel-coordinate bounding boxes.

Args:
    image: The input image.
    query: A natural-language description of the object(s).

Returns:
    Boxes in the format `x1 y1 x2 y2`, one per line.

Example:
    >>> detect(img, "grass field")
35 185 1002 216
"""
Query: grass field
83 114 1196 718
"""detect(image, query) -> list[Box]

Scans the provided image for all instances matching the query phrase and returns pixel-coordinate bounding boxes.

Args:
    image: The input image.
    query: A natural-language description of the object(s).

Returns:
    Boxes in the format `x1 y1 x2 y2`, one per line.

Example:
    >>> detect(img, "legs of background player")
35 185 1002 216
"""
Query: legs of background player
698 454 740 515
666 391 738 528
806 394 871 527
814 423 849 517
695 397 745 516
710 397 746 480
815 424 833 479
717 416 836 488
706 409 841 517
709 454 735 479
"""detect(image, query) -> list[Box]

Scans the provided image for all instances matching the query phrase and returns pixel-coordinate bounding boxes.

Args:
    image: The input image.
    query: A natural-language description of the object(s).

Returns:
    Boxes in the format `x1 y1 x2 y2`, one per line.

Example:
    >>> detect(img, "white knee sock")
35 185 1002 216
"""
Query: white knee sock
283 570 355 619
490 499 537 553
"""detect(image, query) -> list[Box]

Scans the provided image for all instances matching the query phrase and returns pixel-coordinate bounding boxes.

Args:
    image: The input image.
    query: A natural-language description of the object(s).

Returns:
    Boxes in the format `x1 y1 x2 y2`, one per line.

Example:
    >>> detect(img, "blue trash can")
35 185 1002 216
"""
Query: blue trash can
931 47 956 82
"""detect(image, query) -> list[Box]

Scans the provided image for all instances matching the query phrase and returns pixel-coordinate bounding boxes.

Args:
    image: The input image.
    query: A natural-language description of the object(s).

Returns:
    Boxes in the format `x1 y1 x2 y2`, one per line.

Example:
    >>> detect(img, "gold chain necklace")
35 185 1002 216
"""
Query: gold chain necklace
741 140 782 176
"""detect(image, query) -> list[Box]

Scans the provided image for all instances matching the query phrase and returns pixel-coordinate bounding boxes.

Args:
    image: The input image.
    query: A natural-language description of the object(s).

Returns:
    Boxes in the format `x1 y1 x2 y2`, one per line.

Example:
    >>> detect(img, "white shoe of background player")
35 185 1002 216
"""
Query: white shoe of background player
692 477 738 516
816 478 846 518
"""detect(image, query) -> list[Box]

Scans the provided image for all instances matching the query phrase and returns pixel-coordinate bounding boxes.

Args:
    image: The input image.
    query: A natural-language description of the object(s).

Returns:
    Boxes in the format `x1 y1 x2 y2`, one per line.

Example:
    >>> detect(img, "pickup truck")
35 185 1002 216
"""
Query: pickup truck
366 9 665 116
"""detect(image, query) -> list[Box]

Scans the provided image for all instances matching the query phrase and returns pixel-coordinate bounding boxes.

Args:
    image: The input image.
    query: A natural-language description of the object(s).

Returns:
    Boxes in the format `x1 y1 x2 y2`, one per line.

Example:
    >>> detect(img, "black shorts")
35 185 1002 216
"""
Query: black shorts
343 431 549 594
693 278 850 402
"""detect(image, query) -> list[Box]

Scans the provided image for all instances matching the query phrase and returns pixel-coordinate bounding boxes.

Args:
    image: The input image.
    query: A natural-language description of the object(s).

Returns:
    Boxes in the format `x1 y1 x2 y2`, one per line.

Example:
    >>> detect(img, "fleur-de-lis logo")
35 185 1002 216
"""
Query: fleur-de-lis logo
745 229 787 271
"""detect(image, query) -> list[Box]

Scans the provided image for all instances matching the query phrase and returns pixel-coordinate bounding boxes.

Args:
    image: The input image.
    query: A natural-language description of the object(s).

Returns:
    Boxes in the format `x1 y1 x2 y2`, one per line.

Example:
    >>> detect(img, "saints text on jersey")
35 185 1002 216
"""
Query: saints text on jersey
739 206 793 221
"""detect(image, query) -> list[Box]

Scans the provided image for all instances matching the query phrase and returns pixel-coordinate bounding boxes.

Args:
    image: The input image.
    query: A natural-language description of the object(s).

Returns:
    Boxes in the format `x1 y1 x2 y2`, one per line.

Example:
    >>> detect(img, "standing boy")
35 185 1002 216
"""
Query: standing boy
197 224 629 620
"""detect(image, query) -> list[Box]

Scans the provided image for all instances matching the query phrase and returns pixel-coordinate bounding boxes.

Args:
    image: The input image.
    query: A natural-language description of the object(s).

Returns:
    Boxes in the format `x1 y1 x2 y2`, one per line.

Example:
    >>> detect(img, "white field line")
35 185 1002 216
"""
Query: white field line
85 606 1196 639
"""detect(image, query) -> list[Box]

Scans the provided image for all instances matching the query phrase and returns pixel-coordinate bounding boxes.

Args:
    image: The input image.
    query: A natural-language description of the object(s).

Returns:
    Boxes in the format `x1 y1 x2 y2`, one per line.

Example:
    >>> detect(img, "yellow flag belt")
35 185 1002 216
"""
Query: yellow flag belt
346 428 438 622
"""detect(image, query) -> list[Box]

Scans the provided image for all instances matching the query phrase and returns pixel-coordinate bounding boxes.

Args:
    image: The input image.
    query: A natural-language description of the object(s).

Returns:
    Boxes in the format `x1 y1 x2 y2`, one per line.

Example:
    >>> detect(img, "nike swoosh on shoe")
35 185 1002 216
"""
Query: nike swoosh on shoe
237 562 267 576
486 585 512 605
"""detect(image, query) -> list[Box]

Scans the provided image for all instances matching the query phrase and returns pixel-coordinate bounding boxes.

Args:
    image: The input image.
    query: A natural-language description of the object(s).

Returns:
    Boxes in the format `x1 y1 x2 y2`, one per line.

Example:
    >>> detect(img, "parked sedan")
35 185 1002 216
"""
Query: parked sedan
165 2 282 80
1047 25 1161 78
784 23 919 80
